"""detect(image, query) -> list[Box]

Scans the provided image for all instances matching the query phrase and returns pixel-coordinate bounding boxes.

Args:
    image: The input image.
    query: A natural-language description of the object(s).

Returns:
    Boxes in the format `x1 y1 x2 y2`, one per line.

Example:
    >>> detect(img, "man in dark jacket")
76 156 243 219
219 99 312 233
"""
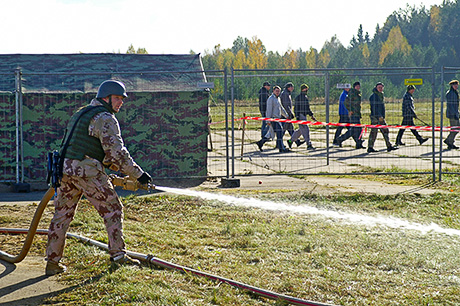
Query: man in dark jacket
287 84 316 150
367 82 398 153
444 80 460 150
335 81 365 149
395 85 428 146
280 82 301 145
258 81 271 139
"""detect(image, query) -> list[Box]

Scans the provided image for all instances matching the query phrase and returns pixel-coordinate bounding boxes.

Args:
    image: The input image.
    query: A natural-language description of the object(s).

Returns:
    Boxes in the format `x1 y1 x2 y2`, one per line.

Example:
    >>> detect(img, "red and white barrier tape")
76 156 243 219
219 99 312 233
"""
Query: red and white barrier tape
243 116 460 133
208 118 245 125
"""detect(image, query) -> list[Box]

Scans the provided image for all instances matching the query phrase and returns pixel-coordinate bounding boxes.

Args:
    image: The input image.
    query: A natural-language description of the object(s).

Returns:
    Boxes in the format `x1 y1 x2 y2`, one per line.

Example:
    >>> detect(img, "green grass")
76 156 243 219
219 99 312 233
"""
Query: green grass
26 190 460 306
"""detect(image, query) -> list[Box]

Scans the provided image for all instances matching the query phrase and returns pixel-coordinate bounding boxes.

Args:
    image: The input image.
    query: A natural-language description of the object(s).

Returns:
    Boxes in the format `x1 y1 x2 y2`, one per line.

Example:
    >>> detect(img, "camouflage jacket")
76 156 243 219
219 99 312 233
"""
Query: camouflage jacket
63 99 144 179
345 88 362 118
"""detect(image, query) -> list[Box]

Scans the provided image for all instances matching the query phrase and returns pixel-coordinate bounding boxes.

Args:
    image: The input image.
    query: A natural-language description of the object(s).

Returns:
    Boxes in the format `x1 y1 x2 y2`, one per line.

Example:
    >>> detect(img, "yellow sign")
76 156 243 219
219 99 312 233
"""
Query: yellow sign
404 78 423 85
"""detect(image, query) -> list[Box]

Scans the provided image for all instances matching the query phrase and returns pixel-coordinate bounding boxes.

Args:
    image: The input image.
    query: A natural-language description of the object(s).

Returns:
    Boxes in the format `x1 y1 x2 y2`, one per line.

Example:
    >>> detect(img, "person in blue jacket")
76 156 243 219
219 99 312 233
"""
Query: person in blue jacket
367 82 398 153
444 80 460 150
333 85 351 147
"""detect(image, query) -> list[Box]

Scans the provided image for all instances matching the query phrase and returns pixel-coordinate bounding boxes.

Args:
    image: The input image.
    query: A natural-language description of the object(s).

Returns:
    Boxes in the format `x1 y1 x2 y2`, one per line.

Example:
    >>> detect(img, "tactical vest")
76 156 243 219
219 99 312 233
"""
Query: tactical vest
63 105 112 162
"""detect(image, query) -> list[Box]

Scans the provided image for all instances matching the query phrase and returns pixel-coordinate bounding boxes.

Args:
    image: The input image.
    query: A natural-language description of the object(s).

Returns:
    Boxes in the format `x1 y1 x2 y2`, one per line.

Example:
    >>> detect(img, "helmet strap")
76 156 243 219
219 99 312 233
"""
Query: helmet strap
97 97 115 114
108 95 114 111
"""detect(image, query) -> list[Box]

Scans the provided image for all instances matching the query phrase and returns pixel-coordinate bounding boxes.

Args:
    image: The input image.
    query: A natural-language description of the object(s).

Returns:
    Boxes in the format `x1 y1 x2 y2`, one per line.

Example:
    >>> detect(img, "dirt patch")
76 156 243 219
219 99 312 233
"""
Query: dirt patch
0 256 68 306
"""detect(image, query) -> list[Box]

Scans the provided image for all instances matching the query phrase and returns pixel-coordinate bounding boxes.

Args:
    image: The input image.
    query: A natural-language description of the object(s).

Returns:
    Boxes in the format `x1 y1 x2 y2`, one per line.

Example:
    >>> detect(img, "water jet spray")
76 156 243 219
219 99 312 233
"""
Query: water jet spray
0 176 334 306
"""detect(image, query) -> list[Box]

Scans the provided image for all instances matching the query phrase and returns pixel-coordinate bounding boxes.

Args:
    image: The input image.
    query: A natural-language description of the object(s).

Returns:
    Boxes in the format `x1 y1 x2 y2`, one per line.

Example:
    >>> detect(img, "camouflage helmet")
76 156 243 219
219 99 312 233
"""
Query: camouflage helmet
96 80 128 98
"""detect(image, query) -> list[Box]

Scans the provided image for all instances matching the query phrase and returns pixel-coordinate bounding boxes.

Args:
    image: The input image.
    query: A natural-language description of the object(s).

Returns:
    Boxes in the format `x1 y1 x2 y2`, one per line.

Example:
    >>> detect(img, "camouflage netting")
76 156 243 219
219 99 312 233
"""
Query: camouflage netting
0 54 210 186
0 53 207 93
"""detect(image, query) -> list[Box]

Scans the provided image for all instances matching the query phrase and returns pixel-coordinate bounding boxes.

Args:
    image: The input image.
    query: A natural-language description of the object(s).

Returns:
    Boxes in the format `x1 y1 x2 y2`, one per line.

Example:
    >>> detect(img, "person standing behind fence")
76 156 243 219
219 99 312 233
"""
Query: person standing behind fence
258 81 271 140
287 84 316 150
333 84 351 147
444 80 460 150
367 82 398 153
256 86 290 152
335 82 365 149
395 85 429 146
280 82 301 146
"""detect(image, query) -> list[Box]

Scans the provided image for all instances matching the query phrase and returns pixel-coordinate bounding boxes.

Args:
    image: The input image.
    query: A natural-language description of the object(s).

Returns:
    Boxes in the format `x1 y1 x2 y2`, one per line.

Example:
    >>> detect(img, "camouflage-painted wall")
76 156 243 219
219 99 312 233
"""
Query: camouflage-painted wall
19 91 209 182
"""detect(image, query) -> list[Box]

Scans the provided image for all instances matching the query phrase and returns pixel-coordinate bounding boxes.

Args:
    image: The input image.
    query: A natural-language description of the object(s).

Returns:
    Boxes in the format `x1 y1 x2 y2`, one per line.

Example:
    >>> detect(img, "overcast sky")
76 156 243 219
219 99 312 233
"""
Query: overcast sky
1 0 445 55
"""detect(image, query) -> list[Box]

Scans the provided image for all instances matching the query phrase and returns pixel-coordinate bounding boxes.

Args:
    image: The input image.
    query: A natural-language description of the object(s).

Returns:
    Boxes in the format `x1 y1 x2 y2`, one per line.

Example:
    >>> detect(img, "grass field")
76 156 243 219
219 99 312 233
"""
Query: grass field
2 174 460 305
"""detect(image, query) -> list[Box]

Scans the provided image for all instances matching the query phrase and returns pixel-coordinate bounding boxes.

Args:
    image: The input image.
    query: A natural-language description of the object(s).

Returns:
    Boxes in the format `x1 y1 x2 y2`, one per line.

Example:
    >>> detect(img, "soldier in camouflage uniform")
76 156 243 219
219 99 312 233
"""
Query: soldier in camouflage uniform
335 82 365 149
45 80 152 276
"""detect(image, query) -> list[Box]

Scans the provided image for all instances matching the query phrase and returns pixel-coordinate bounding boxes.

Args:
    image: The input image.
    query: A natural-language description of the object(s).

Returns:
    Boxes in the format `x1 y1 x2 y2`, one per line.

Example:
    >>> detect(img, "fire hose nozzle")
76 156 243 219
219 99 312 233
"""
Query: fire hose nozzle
109 174 155 191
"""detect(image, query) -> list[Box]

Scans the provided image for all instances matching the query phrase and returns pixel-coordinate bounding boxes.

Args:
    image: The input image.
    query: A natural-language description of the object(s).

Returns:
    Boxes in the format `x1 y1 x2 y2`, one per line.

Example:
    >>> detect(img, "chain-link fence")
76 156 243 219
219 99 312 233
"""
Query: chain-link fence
4 65 460 187
6 70 213 186
439 66 460 177
222 67 444 181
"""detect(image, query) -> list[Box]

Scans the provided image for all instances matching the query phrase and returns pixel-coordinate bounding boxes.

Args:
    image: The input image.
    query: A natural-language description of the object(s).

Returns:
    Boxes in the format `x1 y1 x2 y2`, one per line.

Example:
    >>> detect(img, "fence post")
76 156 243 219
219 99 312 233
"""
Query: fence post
13 69 29 192
221 67 240 188
224 68 229 179
231 67 235 178
431 66 436 182
439 67 444 181
240 113 246 159
14 69 21 184
325 71 330 165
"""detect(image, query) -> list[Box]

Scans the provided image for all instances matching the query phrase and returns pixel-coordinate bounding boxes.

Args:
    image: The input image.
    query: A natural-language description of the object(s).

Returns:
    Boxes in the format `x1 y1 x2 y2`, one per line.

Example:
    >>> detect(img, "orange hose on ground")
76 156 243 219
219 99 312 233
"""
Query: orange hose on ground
0 188 54 263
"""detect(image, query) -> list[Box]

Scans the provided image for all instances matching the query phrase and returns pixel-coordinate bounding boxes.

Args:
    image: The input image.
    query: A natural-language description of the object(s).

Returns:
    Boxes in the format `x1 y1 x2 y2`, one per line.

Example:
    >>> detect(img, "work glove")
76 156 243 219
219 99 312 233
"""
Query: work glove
137 172 152 185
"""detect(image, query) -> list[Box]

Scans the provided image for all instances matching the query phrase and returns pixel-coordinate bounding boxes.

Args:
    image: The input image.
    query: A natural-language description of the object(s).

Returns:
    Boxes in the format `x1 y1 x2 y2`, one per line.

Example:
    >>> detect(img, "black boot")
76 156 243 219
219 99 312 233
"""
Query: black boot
356 140 365 149
256 140 264 152
295 140 305 147
418 138 428 145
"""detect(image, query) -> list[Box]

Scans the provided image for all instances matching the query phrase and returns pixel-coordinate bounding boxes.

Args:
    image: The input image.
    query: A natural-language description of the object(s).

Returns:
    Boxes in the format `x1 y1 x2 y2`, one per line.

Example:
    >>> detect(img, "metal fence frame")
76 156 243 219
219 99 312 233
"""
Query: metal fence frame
5 66 460 185
228 67 439 181
439 66 460 180
7 69 224 184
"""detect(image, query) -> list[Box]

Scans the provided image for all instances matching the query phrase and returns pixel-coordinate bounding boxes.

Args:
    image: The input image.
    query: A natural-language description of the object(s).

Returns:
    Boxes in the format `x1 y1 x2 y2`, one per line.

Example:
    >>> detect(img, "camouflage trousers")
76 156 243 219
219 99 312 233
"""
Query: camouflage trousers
46 170 125 263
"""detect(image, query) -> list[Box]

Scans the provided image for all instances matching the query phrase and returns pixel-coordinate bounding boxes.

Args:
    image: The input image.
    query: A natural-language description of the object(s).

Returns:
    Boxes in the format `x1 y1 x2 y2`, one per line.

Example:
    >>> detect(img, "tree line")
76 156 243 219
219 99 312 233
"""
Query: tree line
200 1 460 71
127 2 459 101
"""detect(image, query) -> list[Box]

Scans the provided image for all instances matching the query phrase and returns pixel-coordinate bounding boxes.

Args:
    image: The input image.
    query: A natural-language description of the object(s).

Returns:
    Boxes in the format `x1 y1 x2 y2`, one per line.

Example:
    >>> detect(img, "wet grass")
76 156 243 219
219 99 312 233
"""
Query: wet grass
2 184 460 305
0 188 452 305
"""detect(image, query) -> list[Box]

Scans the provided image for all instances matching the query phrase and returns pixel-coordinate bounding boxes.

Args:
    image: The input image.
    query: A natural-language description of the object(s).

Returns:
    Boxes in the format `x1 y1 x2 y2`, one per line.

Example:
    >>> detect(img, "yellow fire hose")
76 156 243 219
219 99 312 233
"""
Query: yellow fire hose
0 175 152 264
0 188 55 263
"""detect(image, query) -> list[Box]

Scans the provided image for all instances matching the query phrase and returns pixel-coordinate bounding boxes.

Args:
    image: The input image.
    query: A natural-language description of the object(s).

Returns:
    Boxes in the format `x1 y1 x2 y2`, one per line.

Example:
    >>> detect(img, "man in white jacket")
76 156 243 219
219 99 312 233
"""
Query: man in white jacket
256 86 290 152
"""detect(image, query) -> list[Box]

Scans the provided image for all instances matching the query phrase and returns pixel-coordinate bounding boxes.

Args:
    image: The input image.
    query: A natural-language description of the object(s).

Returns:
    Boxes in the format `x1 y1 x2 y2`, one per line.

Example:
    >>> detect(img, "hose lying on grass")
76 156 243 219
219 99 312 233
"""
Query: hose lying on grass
0 227 334 306
0 186 335 306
